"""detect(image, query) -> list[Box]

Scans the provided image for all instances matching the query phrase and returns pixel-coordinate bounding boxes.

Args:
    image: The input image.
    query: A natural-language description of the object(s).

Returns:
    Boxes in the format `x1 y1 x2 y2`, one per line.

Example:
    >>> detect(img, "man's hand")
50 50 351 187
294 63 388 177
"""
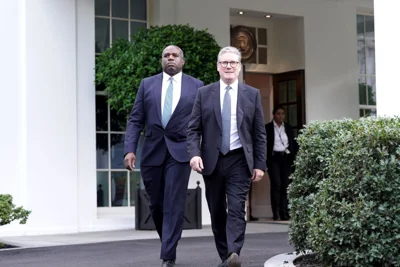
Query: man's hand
252 168 264 182
124 152 136 171
190 156 204 173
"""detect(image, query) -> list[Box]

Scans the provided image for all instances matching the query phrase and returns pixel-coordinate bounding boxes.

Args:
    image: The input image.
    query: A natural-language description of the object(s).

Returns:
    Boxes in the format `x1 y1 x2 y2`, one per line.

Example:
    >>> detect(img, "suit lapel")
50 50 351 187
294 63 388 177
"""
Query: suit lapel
212 82 222 130
154 73 163 124
237 83 246 129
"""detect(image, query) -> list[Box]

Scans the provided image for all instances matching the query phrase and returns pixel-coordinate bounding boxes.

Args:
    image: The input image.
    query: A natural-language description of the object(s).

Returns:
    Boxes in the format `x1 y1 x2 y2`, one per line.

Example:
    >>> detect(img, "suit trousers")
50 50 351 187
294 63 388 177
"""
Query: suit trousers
203 148 252 260
268 153 291 217
141 150 191 261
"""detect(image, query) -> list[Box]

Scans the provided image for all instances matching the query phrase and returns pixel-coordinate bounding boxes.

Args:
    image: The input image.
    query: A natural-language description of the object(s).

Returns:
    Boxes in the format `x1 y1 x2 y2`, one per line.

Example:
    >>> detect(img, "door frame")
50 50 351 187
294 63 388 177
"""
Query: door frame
272 69 306 134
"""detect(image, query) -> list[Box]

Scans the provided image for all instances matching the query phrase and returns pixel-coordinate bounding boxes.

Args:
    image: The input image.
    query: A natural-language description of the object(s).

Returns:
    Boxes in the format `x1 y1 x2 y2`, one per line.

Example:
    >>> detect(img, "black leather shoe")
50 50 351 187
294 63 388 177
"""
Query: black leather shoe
161 260 175 267
227 253 241 267
218 260 227 267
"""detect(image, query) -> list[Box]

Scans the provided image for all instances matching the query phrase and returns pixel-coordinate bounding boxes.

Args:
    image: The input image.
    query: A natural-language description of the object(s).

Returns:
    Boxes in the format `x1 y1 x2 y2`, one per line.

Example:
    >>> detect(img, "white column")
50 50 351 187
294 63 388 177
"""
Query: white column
0 0 27 236
375 1 400 116
22 0 80 234
76 0 97 232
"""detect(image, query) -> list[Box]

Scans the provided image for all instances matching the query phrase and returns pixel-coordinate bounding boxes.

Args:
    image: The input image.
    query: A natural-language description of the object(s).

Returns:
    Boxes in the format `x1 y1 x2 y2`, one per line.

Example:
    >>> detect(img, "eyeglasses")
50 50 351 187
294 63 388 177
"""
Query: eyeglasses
219 61 240 68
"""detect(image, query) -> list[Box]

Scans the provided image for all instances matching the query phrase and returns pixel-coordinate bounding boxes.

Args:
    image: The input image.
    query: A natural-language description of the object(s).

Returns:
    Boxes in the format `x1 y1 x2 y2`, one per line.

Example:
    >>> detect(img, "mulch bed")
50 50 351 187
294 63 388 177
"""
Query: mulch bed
0 243 17 249
293 253 324 267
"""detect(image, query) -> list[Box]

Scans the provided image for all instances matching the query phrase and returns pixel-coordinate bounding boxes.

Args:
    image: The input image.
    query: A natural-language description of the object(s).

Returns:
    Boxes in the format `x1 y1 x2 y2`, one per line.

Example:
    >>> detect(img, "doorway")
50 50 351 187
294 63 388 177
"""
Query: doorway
243 71 273 219
243 69 305 219
273 70 305 136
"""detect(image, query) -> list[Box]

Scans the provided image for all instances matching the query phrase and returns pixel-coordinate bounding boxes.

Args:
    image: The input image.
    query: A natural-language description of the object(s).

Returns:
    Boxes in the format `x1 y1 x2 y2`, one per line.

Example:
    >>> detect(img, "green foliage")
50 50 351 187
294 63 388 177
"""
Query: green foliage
0 194 31 226
289 117 400 267
95 24 221 118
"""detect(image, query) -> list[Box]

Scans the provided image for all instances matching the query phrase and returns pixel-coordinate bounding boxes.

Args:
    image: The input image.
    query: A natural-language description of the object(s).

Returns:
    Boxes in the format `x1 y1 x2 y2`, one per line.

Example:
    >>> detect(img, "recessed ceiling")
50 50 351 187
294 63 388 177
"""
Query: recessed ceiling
230 8 301 20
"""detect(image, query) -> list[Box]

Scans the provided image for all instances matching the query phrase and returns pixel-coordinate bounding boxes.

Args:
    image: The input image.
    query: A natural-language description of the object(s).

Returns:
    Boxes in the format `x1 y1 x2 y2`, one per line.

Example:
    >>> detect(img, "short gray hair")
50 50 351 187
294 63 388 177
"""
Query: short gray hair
217 46 242 62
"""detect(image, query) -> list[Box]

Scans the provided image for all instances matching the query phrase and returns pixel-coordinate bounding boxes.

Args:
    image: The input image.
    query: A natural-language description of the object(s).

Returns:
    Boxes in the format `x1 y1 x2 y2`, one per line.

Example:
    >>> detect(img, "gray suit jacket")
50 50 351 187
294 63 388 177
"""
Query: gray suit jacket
187 81 267 176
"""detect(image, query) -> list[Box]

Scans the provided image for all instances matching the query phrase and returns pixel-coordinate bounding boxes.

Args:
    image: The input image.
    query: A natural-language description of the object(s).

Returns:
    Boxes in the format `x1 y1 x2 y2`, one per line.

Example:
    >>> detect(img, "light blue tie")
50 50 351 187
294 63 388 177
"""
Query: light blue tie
162 77 173 128
220 86 231 155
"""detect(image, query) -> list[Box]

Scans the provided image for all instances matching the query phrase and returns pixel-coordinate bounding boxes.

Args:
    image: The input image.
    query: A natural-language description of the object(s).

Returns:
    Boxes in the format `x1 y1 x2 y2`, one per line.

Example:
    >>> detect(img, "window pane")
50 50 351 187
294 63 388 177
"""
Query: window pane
288 80 297 102
96 95 108 131
356 15 364 40
364 108 376 117
129 171 142 206
359 109 364 118
112 20 129 42
258 47 267 64
112 0 128 18
365 16 374 35
95 18 110 53
96 134 109 169
111 134 125 169
131 0 147 20
131 21 146 37
367 76 376 105
97 171 109 207
257 28 267 45
110 108 127 131
95 0 110 16
366 45 375 75
288 104 297 126
365 16 375 46
358 41 366 75
278 82 287 104
111 171 129 206
359 77 367 105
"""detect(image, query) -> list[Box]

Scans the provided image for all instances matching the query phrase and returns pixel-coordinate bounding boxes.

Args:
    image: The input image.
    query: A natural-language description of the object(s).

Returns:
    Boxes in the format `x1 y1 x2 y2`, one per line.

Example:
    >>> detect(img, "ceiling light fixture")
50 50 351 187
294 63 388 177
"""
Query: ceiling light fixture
265 15 272 18
238 11 244 15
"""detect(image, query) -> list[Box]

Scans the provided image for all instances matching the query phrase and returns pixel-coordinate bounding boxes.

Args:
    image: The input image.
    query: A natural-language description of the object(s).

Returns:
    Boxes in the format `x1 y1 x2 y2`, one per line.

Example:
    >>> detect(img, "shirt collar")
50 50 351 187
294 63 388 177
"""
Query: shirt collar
163 71 182 82
220 79 238 92
273 120 285 127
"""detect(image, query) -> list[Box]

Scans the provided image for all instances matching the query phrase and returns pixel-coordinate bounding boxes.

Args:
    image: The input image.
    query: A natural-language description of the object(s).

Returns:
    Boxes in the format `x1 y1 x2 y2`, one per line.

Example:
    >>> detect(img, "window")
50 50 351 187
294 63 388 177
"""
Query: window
357 14 376 117
95 0 147 208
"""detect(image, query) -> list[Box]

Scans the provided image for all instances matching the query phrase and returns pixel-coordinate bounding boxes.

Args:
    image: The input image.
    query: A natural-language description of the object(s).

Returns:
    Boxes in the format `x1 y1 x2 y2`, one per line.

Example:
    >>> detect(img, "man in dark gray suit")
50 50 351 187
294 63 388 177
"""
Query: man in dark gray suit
187 46 266 267
124 45 203 267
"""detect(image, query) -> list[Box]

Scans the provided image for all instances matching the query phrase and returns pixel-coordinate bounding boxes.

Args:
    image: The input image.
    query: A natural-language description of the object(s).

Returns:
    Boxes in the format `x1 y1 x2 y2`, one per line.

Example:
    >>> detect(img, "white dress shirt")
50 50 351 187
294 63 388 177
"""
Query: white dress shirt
273 120 289 151
220 80 242 150
161 72 182 117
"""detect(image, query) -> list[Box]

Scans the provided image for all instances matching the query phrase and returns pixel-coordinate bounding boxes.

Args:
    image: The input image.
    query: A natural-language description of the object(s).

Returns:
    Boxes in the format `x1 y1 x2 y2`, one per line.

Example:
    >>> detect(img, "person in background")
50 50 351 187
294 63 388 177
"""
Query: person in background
265 106 298 221
124 45 203 267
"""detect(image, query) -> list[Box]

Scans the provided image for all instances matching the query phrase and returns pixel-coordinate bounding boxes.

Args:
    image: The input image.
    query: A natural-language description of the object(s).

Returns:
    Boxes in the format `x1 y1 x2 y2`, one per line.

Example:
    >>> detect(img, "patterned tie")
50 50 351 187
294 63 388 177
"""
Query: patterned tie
162 77 173 128
220 86 231 155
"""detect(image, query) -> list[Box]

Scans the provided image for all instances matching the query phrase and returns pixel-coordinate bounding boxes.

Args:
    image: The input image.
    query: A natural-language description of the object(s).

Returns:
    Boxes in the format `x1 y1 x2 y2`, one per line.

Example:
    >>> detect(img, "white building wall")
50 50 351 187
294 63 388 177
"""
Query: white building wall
375 1 398 116
169 0 370 122
0 0 374 236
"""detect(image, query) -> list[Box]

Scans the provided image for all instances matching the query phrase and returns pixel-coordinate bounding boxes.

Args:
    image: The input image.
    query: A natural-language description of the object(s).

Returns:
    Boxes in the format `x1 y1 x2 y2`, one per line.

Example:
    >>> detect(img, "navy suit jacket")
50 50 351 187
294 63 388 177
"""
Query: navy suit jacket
187 81 267 176
124 73 204 166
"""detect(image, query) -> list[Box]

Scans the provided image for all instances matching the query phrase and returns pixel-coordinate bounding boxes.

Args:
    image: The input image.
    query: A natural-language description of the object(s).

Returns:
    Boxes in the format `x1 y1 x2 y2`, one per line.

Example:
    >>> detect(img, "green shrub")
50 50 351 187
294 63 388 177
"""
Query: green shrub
95 24 221 118
288 119 354 252
289 117 400 266
0 194 31 226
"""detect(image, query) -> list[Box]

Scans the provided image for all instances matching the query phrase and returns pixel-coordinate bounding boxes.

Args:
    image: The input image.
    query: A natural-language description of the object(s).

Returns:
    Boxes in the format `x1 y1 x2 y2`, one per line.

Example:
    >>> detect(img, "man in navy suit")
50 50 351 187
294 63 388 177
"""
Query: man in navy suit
187 46 266 267
124 45 203 267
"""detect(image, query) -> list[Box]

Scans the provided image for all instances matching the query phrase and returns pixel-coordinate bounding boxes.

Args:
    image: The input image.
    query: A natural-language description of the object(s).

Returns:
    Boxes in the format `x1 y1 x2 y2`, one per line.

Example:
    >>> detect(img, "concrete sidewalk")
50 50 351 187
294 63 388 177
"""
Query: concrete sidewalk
0 221 289 249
